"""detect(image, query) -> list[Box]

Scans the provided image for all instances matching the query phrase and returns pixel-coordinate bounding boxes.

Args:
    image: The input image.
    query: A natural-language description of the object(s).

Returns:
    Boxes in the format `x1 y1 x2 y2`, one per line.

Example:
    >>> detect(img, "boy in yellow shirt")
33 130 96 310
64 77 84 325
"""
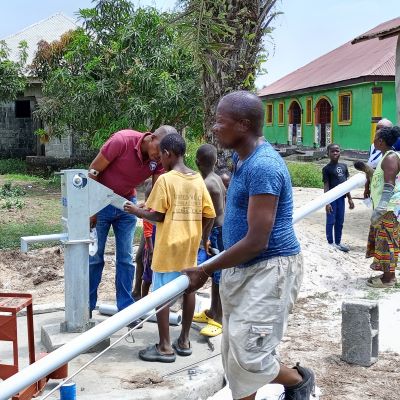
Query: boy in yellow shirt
124 133 215 362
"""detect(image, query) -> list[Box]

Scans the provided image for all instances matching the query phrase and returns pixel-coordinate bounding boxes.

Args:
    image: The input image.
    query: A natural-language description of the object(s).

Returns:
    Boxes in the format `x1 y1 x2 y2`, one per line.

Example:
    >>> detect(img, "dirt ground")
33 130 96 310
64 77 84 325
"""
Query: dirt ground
0 182 399 399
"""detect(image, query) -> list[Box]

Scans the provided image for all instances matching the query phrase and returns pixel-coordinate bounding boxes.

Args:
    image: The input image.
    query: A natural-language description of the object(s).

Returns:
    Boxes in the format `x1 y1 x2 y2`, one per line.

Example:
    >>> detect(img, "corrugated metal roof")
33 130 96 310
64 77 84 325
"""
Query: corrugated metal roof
352 17 400 43
259 17 399 98
1 13 78 66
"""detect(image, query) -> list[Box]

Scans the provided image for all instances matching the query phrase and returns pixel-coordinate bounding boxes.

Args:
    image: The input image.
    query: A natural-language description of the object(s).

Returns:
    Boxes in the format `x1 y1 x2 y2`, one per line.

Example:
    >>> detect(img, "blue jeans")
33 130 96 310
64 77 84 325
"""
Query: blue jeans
326 196 345 245
89 197 137 312
197 226 223 284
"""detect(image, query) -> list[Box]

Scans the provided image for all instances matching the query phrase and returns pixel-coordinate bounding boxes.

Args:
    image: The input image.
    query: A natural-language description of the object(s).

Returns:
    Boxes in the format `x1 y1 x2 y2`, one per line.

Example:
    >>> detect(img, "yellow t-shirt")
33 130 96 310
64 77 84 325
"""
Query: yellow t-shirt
146 170 216 272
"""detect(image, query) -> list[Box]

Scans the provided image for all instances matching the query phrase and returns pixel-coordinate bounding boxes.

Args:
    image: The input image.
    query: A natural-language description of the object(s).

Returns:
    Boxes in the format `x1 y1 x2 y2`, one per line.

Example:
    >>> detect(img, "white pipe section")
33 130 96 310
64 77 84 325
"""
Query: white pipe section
98 304 182 326
0 275 189 400
292 173 366 224
20 233 68 253
2 173 367 399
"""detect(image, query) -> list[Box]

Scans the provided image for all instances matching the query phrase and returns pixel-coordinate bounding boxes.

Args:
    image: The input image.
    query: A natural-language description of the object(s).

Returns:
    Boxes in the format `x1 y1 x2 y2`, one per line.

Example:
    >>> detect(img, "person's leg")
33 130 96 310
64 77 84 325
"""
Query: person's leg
178 291 195 349
141 280 151 297
152 271 176 354
113 199 137 311
156 304 173 354
141 245 153 297
334 196 345 245
223 255 314 400
133 234 145 300
89 205 112 313
326 201 336 244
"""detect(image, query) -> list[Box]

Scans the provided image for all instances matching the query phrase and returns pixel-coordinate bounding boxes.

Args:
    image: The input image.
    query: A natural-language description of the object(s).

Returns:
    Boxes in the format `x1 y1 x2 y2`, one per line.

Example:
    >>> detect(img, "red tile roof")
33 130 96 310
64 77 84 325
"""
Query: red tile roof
258 17 399 98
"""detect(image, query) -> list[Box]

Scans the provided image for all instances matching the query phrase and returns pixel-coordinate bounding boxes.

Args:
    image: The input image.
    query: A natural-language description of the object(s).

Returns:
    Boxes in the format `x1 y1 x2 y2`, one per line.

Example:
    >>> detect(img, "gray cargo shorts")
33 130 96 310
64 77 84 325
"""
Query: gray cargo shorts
219 253 303 399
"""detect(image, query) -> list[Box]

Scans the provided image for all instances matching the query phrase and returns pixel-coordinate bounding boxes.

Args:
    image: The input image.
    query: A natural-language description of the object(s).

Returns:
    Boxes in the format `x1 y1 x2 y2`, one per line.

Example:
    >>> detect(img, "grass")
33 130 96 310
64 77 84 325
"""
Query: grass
0 159 27 175
0 170 144 249
286 161 323 189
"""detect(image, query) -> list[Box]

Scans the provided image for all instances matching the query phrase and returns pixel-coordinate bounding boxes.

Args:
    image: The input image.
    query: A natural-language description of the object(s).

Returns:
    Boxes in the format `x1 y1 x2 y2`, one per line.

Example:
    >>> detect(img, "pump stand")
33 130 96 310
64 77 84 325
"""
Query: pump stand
21 169 129 352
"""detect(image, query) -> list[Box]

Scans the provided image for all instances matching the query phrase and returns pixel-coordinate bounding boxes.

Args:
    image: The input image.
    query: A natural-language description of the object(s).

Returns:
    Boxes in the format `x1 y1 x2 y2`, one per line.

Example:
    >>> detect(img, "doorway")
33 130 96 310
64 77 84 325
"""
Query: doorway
288 100 302 145
315 98 332 147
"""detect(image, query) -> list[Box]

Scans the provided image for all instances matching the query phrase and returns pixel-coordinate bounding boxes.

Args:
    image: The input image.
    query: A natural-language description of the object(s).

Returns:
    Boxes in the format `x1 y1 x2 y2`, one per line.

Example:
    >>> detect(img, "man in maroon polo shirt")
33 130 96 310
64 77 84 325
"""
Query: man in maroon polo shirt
88 125 177 322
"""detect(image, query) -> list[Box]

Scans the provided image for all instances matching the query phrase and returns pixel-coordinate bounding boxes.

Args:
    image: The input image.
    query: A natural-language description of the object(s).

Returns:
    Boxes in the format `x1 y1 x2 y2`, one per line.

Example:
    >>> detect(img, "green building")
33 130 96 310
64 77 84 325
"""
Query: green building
259 18 399 151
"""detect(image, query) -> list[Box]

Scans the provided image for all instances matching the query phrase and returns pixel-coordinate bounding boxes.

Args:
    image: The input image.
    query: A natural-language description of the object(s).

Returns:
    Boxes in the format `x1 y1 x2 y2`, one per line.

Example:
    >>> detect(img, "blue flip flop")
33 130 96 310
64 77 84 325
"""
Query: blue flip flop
138 344 176 363
172 339 192 356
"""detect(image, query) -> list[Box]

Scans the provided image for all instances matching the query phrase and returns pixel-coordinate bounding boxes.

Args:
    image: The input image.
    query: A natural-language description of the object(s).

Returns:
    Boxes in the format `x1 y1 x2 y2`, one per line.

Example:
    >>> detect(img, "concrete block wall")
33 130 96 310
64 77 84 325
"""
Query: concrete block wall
341 300 379 367
0 101 37 158
45 135 73 158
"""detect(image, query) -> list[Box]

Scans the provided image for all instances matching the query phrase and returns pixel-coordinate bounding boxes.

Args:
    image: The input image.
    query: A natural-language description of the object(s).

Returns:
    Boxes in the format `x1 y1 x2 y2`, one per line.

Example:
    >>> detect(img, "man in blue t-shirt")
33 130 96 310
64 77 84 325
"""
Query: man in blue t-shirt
183 91 315 400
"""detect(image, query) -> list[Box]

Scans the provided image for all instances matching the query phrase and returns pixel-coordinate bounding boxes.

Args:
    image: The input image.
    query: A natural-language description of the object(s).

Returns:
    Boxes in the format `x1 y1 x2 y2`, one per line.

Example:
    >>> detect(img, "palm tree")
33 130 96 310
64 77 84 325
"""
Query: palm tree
177 0 281 167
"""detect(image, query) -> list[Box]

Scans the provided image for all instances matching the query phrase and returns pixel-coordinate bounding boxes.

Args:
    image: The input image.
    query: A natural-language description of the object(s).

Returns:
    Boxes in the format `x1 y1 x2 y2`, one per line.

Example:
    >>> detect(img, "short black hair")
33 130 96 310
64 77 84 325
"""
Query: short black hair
196 144 217 167
378 126 400 147
327 143 340 154
160 133 186 157
219 91 264 135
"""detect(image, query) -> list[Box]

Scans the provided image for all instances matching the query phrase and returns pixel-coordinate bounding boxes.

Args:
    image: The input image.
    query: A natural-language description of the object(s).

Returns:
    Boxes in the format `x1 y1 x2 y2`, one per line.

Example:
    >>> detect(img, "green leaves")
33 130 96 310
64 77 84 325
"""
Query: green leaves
0 40 27 102
31 1 203 147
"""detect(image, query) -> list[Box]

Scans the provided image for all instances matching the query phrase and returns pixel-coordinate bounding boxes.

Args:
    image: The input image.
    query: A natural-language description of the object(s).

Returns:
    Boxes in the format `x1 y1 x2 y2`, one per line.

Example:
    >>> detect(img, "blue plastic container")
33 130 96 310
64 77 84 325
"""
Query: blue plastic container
60 381 76 400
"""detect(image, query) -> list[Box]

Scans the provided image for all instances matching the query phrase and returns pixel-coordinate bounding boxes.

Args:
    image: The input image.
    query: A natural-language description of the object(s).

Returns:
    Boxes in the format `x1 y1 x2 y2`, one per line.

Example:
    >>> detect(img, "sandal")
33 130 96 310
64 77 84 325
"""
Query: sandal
369 263 382 272
366 276 396 288
138 344 176 363
200 320 222 337
172 339 192 356
193 309 211 323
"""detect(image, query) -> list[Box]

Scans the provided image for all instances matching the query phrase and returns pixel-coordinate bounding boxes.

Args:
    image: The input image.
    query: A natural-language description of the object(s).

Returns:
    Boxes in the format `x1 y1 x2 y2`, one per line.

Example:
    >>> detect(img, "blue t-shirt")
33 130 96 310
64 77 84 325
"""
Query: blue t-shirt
223 142 300 267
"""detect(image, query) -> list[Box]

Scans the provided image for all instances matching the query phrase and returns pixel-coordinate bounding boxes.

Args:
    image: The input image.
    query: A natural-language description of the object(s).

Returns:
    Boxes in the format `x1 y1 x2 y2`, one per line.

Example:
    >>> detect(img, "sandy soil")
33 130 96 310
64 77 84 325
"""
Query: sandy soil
0 185 399 399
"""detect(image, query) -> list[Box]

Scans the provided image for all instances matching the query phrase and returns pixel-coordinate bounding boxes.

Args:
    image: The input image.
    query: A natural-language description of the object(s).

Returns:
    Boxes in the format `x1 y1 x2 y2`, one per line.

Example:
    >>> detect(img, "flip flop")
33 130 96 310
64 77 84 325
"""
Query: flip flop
138 344 176 363
200 320 222 337
366 276 396 288
172 339 192 356
192 309 211 323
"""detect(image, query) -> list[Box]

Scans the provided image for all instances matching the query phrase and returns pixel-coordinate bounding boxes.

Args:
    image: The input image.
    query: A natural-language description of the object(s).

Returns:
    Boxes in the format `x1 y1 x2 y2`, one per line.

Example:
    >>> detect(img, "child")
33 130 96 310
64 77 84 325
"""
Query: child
322 143 354 252
141 182 156 298
124 133 215 363
193 144 226 337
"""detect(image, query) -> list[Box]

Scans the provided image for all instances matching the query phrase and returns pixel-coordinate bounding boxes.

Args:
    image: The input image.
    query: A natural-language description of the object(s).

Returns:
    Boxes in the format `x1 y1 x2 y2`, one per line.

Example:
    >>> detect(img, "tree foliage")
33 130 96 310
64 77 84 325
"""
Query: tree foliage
0 40 28 102
31 0 203 148
176 0 281 166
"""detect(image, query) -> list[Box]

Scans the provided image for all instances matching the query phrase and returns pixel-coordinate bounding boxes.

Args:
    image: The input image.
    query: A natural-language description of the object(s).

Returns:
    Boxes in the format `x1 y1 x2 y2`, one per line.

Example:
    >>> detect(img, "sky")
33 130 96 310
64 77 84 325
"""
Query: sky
1 0 400 89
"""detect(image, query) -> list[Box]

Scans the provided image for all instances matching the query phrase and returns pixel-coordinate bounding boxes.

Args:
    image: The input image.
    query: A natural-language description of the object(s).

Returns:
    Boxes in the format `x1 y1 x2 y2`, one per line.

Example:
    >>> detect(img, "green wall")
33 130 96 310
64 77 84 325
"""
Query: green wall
262 81 396 151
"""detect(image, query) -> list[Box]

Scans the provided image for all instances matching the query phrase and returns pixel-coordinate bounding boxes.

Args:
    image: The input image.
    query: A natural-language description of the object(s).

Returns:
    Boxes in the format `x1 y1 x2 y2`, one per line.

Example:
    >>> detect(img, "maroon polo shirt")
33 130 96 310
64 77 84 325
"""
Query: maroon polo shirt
99 130 163 198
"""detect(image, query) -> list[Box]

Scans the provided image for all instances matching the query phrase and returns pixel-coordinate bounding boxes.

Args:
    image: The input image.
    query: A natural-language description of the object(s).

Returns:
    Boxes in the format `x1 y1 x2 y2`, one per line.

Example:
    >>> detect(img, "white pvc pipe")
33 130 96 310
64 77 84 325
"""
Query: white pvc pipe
98 304 182 326
0 275 189 400
20 233 68 253
1 173 367 399
292 173 366 224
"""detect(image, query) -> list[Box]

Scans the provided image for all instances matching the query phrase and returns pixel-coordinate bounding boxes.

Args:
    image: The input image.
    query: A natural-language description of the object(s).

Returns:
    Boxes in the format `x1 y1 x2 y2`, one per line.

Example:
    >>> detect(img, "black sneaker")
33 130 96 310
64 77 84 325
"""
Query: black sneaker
281 363 315 400
127 319 143 330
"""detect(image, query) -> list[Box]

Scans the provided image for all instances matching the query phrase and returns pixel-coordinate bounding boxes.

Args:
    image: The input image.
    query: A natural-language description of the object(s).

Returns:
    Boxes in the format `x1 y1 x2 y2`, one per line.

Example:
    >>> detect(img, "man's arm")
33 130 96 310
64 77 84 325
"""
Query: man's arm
202 216 214 254
183 194 278 292
324 182 333 213
88 153 111 228
89 153 110 180
347 192 354 209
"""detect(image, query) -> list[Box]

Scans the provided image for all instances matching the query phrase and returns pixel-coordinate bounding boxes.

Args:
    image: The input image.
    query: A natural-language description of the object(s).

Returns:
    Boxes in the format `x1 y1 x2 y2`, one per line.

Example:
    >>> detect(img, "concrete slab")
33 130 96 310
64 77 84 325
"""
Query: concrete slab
41 322 110 353
0 309 224 400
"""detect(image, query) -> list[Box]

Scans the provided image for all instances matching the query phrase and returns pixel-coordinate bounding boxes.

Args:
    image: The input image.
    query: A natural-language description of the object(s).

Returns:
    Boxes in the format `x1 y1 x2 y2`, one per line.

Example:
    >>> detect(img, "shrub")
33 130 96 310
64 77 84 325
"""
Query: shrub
0 159 27 175
0 182 26 198
286 161 323 188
